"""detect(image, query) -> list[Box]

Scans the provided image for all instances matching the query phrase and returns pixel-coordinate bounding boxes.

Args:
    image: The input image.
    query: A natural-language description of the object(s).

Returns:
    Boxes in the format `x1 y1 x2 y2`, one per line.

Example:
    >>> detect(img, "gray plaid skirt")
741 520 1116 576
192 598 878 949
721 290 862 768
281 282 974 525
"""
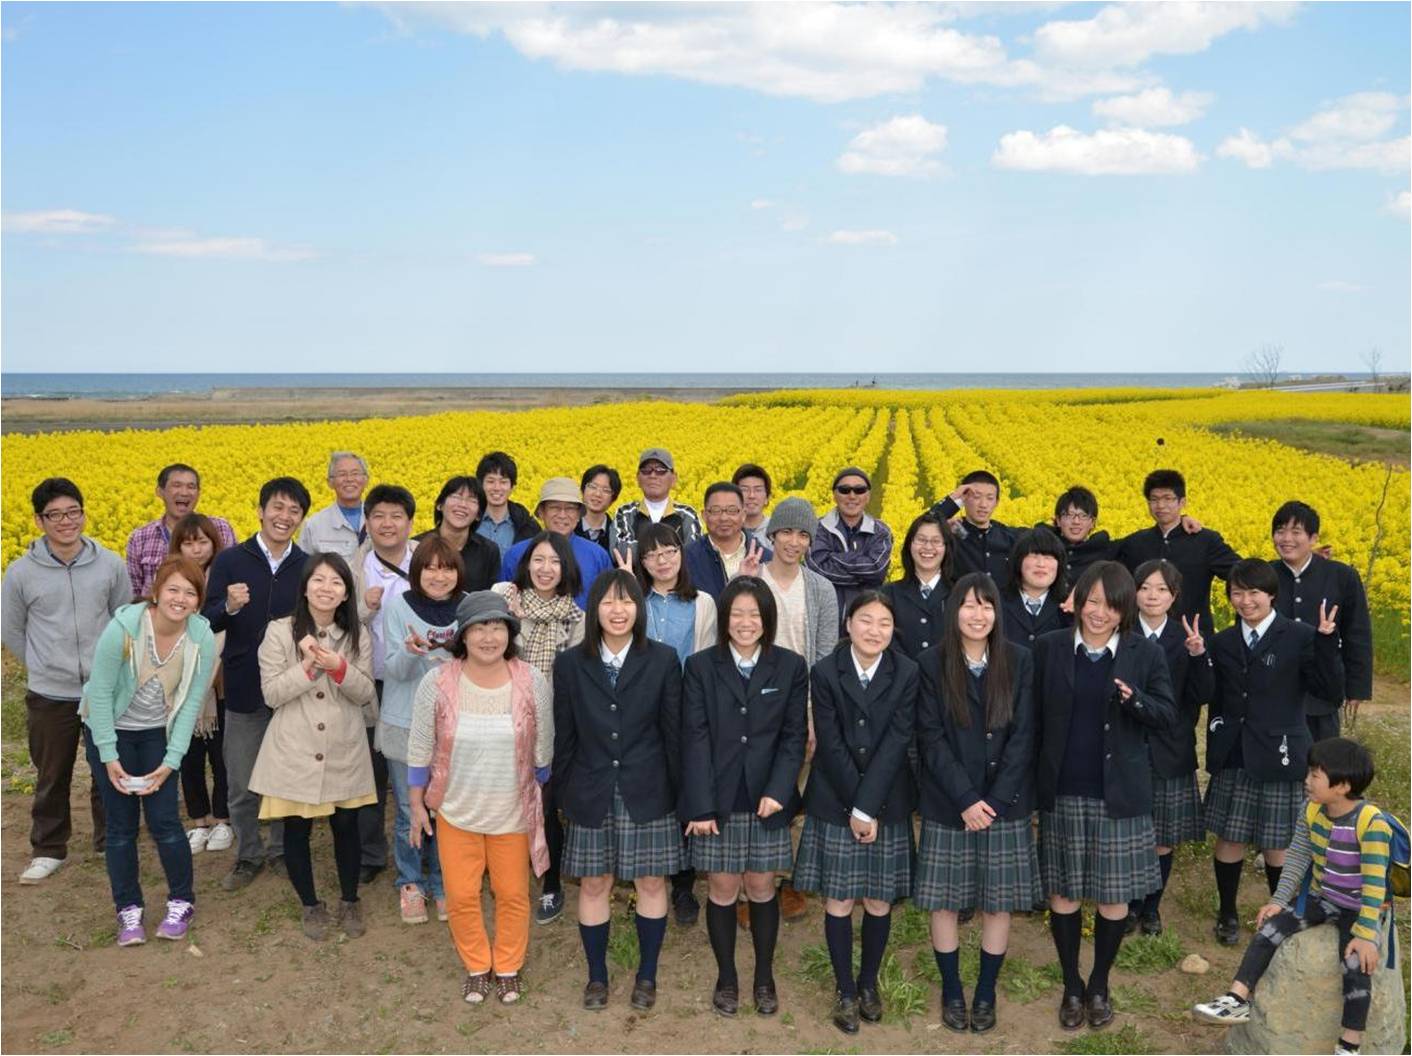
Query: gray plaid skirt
1203 767 1302 849
1040 796 1161 904
690 812 794 875
913 817 1041 913
791 816 914 902
562 788 683 881
1152 771 1205 847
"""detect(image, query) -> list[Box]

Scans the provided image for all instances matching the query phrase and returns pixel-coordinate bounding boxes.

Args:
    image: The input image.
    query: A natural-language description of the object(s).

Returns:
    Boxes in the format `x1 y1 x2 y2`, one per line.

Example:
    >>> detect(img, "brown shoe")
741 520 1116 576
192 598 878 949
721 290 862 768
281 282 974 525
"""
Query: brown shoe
630 977 657 1011
737 901 750 929
753 982 779 1016
496 973 523 1004
778 882 807 922
712 982 739 1017
582 980 609 1011
301 902 331 941
462 972 493 1004
1058 993 1085 1031
336 900 365 939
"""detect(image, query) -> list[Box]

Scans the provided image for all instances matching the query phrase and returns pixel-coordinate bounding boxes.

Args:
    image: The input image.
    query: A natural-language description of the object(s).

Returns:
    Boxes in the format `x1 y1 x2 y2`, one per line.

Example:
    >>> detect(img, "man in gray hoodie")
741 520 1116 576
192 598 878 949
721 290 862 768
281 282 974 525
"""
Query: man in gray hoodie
2 478 130 884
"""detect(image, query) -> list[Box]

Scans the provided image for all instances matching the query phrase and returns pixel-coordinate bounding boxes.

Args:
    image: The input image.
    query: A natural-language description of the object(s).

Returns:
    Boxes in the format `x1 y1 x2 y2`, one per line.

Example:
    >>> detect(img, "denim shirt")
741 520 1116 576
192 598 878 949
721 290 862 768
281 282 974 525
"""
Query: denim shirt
645 591 697 667
476 515 516 557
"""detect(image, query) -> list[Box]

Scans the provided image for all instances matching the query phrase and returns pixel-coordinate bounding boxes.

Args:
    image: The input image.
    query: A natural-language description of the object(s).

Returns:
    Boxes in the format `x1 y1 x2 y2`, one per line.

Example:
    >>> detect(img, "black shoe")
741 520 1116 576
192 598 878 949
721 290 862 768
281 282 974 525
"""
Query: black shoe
957 907 976 925
942 998 969 1032
672 886 700 927
1140 910 1163 936
857 985 883 1023
712 982 739 1017
832 993 860 1035
358 864 385 886
583 980 609 1011
970 1000 996 1034
630 977 657 1010
220 859 263 892
1123 908 1139 935
267 855 287 879
1214 914 1241 946
1059 993 1085 1031
753 982 778 1016
1086 991 1114 1030
535 889 565 926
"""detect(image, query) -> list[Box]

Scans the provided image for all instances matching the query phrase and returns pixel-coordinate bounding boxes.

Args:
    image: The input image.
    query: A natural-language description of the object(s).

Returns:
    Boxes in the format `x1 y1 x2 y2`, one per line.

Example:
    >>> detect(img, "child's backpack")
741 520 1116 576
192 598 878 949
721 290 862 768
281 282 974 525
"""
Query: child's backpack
1370 807 1411 899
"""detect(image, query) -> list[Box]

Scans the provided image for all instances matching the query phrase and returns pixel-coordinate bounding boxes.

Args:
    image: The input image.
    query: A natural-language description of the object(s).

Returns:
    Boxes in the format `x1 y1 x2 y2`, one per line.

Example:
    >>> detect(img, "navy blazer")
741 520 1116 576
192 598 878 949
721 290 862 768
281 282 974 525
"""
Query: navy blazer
916 642 1036 827
930 498 1016 583
202 537 309 714
551 639 683 825
1270 555 1372 712
1206 614 1344 782
683 536 771 600
1115 525 1240 635
1141 619 1215 778
679 645 808 829
1033 629 1176 819
1000 588 1071 650
803 646 919 825
881 578 949 661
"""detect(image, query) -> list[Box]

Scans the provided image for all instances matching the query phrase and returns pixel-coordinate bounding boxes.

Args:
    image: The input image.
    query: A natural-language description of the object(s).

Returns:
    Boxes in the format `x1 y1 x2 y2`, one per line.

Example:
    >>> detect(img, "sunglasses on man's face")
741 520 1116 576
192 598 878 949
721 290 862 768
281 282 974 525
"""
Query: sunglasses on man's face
834 485 869 496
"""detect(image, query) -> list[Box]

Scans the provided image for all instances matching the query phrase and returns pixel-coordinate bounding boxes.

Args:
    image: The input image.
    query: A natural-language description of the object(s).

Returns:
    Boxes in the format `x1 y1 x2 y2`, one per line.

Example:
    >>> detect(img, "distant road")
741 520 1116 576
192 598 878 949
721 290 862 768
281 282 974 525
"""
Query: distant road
1271 378 1408 393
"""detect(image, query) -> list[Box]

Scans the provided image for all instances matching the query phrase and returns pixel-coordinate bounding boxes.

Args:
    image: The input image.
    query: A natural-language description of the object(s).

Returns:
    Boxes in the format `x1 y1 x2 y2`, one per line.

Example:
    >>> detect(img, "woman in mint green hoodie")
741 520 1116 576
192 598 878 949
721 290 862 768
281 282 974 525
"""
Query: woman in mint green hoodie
81 555 217 948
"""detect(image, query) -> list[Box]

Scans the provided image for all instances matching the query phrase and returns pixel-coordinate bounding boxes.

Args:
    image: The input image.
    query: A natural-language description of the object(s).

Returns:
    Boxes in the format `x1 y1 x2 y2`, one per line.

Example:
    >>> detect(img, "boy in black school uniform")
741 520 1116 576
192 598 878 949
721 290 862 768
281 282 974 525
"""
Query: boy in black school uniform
928 470 1016 583
1204 559 1345 946
1268 501 1373 741
1048 486 1114 586
1115 469 1240 637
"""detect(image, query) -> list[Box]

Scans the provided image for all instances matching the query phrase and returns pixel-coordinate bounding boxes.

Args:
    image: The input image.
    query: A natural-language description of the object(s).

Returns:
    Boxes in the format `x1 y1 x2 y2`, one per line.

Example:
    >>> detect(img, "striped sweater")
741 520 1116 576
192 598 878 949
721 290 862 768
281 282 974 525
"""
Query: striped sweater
1273 800 1393 943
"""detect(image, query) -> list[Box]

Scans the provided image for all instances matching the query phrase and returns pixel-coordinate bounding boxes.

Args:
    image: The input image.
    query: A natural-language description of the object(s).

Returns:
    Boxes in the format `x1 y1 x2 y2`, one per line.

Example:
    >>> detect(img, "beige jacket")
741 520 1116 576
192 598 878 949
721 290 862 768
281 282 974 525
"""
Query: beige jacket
250 617 377 805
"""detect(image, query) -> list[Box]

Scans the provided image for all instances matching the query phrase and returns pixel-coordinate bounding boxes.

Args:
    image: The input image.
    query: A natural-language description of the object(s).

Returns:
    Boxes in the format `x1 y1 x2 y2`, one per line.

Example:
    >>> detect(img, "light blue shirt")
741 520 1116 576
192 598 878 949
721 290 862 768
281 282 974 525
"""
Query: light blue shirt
645 590 697 667
476 514 517 557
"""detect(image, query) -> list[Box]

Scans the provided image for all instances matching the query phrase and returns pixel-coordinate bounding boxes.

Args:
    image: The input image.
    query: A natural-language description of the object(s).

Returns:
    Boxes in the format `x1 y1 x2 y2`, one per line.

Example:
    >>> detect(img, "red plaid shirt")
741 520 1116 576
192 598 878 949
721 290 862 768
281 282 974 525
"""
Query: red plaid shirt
125 516 238 599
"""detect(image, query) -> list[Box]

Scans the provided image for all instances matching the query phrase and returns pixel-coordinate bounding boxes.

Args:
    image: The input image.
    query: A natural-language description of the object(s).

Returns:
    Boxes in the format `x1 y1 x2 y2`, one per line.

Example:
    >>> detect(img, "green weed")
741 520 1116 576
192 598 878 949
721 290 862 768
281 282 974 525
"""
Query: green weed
1056 1024 1156 1054
1113 930 1183 973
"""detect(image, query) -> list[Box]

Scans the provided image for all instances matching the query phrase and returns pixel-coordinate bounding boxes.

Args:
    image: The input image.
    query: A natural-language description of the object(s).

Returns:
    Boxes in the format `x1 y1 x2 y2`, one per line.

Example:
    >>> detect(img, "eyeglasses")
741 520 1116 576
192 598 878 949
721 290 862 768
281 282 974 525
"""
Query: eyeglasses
1147 494 1181 507
1059 511 1094 522
834 485 869 496
644 546 680 560
41 507 84 524
705 506 743 517
584 483 614 495
639 465 671 477
331 471 366 482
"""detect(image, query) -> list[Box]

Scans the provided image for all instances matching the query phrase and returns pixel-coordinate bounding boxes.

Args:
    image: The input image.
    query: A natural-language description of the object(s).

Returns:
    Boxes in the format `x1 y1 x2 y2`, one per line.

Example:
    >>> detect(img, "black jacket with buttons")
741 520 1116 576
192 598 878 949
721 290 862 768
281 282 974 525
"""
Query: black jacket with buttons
1000 587 1071 650
1270 555 1372 713
916 642 1036 828
1033 629 1176 819
930 498 1016 583
1143 619 1215 778
679 645 809 829
1205 614 1344 782
881 578 949 661
1115 525 1240 635
803 646 919 825
551 639 683 825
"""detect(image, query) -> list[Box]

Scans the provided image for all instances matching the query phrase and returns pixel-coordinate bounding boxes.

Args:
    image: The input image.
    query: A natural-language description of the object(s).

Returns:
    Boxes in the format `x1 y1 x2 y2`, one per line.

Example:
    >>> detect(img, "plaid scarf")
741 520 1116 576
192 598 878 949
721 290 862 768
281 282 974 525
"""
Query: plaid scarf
518 591 583 676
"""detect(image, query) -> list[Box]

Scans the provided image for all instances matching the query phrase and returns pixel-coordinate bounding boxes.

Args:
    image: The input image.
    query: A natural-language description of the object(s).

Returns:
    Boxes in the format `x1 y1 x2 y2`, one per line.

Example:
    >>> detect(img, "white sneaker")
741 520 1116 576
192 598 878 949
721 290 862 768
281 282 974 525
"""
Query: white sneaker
187 827 211 854
205 822 234 852
1194 993 1251 1024
19 856 65 885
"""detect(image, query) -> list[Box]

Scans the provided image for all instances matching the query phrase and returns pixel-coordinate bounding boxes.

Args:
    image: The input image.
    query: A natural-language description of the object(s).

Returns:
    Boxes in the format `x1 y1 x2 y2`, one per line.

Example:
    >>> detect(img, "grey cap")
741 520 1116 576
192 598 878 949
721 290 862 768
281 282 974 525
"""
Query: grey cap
765 497 818 540
638 447 675 472
831 466 872 491
455 590 520 637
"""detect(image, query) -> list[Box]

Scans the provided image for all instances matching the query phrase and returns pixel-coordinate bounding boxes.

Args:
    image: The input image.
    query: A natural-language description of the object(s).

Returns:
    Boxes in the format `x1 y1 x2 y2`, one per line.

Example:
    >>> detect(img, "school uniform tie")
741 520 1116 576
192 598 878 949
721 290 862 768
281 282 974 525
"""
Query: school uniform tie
919 585 932 600
859 673 871 690
1024 597 1042 618
604 660 622 688
1247 628 1260 651
1149 632 1160 643
1084 647 1106 663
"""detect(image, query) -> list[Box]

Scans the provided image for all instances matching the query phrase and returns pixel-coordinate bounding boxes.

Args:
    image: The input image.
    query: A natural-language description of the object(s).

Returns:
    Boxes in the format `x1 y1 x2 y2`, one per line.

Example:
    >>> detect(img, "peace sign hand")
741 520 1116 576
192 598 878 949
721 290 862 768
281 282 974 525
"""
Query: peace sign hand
1181 614 1206 656
612 547 635 573
1317 600 1340 636
740 540 764 578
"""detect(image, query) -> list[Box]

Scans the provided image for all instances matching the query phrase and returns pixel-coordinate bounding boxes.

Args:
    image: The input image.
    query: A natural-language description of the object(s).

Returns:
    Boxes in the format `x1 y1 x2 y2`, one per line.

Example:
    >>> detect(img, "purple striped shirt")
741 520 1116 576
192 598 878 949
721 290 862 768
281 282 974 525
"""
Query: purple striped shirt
1321 810 1365 912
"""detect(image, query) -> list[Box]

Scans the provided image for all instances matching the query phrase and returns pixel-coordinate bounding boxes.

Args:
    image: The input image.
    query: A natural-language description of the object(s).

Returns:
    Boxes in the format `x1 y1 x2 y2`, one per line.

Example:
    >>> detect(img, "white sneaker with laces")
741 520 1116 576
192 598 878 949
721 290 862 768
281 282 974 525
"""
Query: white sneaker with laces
19 856 65 885
187 827 211 854
205 822 234 852
1194 993 1251 1024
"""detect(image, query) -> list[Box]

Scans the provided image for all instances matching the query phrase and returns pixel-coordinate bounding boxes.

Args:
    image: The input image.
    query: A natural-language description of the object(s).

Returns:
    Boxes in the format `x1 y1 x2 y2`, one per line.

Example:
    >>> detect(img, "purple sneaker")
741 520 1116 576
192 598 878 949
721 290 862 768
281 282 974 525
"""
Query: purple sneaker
116 904 146 946
156 899 194 940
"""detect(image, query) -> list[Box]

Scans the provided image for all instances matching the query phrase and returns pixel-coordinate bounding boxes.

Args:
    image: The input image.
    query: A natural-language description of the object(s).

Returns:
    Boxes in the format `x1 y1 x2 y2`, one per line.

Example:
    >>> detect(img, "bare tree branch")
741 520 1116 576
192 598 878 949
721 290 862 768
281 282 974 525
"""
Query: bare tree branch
1243 343 1283 387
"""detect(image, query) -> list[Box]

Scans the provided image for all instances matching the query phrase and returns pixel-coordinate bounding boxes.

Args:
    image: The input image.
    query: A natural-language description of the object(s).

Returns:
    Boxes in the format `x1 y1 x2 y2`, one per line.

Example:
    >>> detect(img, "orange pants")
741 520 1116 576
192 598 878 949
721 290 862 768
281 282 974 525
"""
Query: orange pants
436 821 531 975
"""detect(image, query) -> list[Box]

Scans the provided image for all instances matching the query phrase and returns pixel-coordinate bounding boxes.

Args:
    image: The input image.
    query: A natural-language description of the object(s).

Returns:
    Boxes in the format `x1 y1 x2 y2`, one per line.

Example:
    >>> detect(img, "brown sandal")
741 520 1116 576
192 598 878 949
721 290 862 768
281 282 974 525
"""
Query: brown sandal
496 973 522 1004
462 972 493 1004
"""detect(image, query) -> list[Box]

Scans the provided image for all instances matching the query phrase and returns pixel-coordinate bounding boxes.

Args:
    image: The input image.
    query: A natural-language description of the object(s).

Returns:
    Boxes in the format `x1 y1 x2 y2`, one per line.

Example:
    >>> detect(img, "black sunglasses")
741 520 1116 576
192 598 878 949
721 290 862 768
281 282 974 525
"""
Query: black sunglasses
834 485 870 496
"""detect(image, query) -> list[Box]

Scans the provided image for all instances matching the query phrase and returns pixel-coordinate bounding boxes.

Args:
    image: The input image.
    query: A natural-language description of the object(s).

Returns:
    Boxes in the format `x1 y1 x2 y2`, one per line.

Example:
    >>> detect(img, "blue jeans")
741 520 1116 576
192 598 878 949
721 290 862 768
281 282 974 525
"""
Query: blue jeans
386 757 444 898
84 726 193 911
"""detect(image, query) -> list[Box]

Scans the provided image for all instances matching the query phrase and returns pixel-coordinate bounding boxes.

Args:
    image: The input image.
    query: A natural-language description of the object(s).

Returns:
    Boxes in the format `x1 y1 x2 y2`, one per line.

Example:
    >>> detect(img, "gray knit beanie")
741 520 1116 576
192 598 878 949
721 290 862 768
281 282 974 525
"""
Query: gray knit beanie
765 497 818 540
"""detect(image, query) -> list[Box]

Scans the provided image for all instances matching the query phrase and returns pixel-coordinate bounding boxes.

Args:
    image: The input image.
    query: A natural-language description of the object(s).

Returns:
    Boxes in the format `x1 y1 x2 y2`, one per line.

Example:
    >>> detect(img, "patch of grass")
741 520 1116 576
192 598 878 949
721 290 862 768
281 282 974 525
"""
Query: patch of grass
779 1011 795 1026
1113 930 1184 974
607 912 640 971
1056 1024 1156 1054
796 942 857 986
890 903 930 946
36 1028 74 1048
1354 710 1410 822
874 953 928 1025
1112 984 1158 1015
1210 418 1410 466
912 934 980 987
1001 955 1064 1003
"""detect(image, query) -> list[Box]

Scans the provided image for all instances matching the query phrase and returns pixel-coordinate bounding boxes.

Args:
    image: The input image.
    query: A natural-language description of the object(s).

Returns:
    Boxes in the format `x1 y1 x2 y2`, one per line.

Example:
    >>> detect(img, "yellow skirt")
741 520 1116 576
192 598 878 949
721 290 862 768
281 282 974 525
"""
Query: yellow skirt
259 792 377 820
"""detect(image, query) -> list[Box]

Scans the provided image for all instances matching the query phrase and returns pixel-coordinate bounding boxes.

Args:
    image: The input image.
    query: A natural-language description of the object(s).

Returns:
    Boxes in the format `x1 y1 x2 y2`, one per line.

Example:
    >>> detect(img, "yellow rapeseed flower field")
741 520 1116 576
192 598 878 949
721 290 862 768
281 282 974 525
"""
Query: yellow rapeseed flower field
3 388 1407 671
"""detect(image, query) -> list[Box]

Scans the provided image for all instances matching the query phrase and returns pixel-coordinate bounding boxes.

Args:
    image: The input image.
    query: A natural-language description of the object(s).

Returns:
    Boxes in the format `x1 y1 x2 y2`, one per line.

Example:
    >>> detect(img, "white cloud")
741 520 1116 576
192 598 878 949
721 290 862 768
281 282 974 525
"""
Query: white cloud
1387 190 1411 221
134 236 316 262
1317 280 1363 293
1216 94 1411 174
3 209 117 234
477 252 536 267
1092 87 1214 127
780 213 810 232
1215 128 1277 168
1289 91 1405 142
750 198 773 210
1032 2 1296 70
826 229 898 246
1296 136 1410 173
992 125 1201 174
836 115 948 176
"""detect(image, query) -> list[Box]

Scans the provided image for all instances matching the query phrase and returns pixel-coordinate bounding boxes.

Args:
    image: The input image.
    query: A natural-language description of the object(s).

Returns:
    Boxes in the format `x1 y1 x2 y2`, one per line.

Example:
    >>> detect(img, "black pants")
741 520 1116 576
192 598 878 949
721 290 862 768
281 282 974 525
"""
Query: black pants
357 706 389 869
541 771 565 895
27 691 105 857
1306 709 1341 743
179 699 228 820
282 809 362 907
1234 897 1372 1031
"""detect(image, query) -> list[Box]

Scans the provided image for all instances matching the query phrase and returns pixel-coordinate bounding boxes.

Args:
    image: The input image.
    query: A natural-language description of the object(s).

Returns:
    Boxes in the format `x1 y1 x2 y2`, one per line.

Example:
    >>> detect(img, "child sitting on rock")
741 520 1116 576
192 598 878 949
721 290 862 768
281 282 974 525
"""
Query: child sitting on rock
1193 737 1393 1056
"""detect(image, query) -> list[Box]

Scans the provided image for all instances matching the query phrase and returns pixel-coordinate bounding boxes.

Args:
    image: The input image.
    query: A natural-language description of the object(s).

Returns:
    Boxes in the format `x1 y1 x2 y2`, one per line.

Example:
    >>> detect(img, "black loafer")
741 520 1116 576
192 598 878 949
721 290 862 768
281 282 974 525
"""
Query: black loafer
832 993 860 1035
712 982 738 1017
970 1000 996 1033
358 864 384 886
583 980 609 1011
857 986 883 1023
630 977 657 1011
1086 991 1114 1030
753 983 779 1016
957 907 976 925
1059 993 1085 1031
672 887 700 927
1214 914 1241 946
942 998 969 1032
1123 909 1140 935
1140 910 1163 936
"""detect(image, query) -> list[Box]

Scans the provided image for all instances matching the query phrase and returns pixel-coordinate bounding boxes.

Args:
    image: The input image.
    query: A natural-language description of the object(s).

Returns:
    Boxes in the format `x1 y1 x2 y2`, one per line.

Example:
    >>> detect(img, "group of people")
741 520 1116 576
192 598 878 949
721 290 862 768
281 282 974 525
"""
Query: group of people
1 443 1396 1054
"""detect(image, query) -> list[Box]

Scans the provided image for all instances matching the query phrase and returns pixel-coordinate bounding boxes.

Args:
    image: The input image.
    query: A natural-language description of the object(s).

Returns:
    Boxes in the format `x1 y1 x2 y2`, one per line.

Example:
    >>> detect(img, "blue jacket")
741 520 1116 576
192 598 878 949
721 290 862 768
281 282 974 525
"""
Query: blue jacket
500 533 611 611
684 536 771 600
202 536 309 714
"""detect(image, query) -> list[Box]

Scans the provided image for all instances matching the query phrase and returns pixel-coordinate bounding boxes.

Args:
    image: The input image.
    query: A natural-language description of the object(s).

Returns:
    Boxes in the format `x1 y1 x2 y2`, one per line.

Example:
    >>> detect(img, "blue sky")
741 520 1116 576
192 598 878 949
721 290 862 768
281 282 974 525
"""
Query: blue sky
2 1 1408 374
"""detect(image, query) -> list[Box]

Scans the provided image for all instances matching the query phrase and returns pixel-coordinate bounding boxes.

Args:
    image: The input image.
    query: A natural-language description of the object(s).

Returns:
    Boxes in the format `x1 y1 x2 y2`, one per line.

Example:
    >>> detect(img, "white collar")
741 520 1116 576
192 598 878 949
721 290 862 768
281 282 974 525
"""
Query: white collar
963 647 989 674
711 533 745 558
918 572 941 592
1242 610 1278 640
1021 588 1049 608
365 543 413 575
256 532 291 565
851 648 883 684
599 640 631 666
1139 616 1168 640
729 643 760 668
1073 627 1120 658
1283 555 1314 578
643 497 669 519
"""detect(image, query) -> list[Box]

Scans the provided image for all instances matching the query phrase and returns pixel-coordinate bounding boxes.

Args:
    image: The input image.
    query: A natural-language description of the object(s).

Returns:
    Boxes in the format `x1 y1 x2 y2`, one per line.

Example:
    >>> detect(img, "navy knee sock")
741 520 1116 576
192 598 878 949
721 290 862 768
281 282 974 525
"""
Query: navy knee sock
824 912 856 997
1049 908 1084 998
1215 858 1243 918
579 921 610 984
975 950 1005 1006
635 912 668 984
934 948 963 1004
1142 852 1175 915
857 909 891 991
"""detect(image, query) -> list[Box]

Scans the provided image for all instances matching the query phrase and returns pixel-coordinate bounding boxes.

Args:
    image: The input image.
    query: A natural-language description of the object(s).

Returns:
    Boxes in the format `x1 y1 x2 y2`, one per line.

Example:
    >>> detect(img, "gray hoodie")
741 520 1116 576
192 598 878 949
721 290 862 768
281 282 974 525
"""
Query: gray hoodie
2 537 131 700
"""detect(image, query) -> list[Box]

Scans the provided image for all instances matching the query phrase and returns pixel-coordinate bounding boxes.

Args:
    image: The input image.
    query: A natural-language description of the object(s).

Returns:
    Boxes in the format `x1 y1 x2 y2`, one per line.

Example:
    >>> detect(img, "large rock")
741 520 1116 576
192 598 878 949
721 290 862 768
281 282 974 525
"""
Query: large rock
1225 913 1407 1055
